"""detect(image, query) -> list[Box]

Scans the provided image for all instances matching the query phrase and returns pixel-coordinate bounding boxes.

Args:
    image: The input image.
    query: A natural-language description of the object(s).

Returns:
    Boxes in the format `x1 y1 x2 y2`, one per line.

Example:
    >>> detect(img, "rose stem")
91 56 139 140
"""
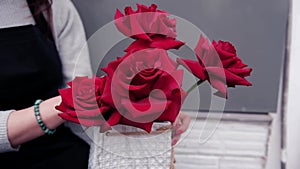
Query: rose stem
186 80 204 94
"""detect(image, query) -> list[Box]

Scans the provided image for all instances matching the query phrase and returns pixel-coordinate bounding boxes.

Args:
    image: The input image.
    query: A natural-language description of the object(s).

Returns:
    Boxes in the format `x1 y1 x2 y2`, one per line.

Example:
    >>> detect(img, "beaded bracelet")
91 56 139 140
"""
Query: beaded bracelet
34 99 56 135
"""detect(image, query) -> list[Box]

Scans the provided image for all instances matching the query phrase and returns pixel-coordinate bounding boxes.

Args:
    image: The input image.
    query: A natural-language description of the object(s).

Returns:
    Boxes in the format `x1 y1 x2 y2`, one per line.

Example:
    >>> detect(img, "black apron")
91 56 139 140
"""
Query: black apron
0 25 90 168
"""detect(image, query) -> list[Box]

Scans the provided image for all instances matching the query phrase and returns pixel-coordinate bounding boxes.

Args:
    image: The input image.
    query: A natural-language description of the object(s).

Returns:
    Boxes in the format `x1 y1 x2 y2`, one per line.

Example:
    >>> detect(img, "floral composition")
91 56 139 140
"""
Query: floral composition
56 4 252 133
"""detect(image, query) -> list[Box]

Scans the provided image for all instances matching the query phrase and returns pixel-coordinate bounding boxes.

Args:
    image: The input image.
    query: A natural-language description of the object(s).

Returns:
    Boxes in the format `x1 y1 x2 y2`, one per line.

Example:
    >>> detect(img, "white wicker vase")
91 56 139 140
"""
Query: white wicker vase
88 122 174 169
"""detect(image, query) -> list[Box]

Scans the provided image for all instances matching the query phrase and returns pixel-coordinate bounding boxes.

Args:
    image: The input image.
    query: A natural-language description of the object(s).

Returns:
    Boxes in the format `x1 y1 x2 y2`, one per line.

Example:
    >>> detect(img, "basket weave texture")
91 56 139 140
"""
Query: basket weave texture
88 122 174 169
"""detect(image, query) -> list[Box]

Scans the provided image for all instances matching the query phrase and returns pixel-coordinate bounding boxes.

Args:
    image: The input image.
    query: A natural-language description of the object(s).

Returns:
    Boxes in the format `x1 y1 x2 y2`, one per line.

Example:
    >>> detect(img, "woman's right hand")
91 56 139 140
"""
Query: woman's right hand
7 96 64 147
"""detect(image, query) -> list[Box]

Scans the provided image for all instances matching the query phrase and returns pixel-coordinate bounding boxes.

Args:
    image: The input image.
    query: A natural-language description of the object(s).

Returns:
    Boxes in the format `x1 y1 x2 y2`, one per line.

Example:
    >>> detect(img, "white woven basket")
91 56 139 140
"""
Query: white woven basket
88 122 174 169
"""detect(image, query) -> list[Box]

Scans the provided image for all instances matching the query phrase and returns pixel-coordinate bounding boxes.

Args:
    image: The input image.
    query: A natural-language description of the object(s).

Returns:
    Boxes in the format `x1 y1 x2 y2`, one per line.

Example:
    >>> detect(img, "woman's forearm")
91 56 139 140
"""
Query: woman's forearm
7 96 64 147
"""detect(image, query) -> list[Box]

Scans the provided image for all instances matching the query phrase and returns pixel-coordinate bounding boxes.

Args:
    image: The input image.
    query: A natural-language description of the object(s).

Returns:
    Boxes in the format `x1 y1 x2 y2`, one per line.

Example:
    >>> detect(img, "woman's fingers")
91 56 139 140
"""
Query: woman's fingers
172 113 191 145
176 113 190 135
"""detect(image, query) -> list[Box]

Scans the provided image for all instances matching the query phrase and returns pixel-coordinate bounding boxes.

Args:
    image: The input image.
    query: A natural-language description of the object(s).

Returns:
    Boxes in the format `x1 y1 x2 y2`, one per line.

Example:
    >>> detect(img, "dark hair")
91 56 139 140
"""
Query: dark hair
27 0 53 40
27 0 52 16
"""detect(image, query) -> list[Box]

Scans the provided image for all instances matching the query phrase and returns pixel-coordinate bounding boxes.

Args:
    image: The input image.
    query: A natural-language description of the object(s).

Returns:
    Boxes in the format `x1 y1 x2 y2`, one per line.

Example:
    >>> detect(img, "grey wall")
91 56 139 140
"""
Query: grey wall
72 0 289 114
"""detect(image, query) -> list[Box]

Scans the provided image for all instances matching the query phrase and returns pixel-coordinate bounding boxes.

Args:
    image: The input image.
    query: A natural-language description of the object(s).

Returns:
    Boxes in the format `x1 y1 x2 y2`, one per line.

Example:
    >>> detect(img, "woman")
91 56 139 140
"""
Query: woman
0 0 190 168
0 0 92 168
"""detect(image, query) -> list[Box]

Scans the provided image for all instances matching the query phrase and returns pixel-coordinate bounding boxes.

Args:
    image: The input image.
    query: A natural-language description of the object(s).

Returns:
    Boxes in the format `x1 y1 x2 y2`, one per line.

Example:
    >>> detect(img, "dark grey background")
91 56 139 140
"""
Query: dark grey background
72 0 289 113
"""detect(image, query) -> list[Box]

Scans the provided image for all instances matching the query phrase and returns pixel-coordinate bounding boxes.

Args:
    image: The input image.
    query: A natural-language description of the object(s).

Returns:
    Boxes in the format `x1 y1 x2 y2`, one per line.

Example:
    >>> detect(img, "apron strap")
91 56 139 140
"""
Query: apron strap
26 0 54 41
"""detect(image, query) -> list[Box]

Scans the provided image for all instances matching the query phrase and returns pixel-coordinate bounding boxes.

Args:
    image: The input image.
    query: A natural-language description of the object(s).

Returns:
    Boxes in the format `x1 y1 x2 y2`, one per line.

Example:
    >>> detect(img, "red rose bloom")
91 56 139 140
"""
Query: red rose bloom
56 3 253 134
115 4 177 41
101 48 186 132
177 35 252 97
56 76 121 131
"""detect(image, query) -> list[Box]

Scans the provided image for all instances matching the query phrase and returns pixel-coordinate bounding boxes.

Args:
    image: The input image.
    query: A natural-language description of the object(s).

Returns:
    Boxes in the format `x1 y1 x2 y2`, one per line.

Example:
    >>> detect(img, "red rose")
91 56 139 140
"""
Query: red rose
55 76 121 131
115 4 177 41
177 35 252 97
100 48 186 132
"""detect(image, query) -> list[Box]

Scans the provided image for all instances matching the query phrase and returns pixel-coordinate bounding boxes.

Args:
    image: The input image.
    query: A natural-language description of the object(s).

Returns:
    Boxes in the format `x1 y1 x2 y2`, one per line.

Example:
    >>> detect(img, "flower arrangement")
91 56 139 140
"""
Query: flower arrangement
55 3 252 133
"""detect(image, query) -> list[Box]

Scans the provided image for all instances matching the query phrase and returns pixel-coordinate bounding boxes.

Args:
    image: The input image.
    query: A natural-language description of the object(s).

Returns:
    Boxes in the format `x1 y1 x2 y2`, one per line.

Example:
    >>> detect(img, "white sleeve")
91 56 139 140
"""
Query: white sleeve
51 0 93 83
0 110 20 153
51 0 93 144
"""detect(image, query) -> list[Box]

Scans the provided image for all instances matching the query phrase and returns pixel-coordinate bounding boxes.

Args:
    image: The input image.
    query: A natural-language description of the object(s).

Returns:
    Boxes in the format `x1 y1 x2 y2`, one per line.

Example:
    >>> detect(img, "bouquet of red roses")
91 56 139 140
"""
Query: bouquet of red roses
55 4 252 133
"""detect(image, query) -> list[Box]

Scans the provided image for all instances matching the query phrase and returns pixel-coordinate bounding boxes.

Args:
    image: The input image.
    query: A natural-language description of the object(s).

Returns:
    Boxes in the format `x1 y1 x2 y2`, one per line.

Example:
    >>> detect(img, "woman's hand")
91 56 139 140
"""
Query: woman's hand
7 96 64 147
172 112 190 146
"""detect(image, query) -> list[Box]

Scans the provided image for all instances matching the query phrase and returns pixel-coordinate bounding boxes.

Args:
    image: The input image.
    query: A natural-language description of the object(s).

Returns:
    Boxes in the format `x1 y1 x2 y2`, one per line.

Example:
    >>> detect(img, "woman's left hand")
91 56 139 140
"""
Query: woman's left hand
172 112 191 146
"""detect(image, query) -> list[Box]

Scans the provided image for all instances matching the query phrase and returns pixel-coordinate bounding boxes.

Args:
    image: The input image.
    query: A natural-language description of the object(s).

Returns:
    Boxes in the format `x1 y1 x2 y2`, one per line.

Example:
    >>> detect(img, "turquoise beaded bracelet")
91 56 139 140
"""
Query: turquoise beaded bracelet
34 99 56 135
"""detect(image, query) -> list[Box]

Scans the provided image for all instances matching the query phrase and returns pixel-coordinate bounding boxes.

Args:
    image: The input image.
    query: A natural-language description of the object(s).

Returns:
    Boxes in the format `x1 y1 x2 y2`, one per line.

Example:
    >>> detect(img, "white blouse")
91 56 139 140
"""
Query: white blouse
0 0 35 29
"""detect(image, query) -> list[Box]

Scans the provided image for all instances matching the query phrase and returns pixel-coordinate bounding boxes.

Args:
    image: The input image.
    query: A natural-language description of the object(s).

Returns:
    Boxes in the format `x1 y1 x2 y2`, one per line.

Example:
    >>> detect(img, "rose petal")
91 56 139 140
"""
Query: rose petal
121 97 172 119
224 70 252 86
124 36 184 53
157 89 186 122
106 111 122 126
58 88 74 108
152 70 184 97
101 57 123 77
177 58 207 81
227 67 253 77
207 67 252 87
55 104 73 114
149 36 185 50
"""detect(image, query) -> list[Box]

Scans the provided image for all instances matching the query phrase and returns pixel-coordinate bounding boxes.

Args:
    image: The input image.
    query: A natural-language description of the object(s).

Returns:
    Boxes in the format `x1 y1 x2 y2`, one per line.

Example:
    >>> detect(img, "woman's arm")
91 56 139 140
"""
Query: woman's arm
49 0 93 145
2 96 64 150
